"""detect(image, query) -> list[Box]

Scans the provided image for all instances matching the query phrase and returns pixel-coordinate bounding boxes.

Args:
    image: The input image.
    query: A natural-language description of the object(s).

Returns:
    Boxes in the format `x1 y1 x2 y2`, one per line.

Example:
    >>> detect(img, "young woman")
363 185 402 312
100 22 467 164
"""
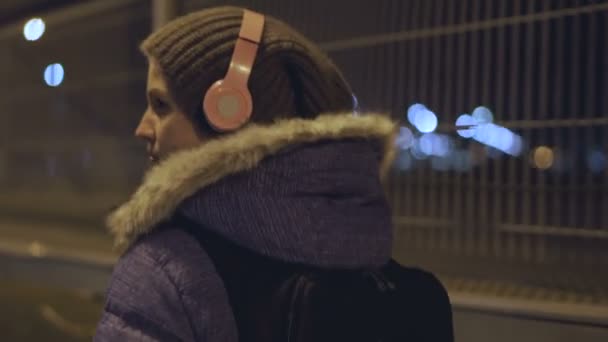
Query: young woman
95 6 397 341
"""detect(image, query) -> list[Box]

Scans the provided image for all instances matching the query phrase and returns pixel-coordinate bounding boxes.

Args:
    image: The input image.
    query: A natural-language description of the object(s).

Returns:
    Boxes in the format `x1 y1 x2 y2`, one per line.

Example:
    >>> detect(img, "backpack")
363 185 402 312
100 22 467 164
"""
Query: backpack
185 224 454 342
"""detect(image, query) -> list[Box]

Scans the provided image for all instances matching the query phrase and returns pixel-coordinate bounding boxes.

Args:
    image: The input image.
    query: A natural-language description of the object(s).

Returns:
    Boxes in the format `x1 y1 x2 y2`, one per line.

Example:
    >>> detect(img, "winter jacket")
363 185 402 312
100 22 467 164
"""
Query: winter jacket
94 113 397 341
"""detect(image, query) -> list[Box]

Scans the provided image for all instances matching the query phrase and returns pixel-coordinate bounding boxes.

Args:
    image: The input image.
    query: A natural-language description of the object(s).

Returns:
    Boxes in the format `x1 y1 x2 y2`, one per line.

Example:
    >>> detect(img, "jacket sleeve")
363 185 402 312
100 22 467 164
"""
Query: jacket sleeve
94 227 238 342
95 307 182 342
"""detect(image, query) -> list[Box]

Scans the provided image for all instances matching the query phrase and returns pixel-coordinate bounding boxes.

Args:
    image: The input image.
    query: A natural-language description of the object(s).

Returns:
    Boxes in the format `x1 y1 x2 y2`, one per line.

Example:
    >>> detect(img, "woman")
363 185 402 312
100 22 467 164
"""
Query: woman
95 6 397 341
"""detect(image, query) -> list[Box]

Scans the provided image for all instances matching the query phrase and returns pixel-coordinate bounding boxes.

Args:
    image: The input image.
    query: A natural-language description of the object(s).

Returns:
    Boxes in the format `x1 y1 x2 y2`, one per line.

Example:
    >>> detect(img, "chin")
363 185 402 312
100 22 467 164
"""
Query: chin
148 155 160 166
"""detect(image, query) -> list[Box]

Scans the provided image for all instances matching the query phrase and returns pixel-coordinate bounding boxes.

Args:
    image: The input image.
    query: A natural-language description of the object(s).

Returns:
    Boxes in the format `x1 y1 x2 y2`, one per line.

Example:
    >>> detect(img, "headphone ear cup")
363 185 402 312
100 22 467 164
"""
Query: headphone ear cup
203 80 253 132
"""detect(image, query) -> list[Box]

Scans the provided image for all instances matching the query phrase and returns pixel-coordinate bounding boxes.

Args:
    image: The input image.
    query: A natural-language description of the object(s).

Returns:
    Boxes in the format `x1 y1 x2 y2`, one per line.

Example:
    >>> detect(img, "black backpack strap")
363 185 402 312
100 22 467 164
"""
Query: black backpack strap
379 260 454 341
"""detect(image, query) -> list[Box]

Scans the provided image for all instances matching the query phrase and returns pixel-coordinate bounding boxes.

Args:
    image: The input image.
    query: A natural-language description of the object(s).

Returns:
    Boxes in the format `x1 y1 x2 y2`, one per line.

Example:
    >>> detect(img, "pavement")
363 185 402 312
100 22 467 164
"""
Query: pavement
0 281 102 342
0 218 112 341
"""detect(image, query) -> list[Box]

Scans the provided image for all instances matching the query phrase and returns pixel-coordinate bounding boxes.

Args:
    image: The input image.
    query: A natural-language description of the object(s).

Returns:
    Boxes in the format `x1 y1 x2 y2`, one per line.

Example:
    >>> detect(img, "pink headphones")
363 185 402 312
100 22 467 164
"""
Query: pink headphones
203 9 265 132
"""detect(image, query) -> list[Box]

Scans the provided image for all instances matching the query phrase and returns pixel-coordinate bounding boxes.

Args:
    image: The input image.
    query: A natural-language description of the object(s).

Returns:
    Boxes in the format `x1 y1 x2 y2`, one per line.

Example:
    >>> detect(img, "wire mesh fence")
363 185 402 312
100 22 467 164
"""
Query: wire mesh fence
1 0 606 299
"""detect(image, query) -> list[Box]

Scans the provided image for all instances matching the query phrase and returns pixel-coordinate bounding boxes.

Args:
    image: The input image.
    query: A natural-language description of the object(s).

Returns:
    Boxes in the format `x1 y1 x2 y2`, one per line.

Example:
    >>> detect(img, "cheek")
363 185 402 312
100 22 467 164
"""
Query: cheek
158 116 202 152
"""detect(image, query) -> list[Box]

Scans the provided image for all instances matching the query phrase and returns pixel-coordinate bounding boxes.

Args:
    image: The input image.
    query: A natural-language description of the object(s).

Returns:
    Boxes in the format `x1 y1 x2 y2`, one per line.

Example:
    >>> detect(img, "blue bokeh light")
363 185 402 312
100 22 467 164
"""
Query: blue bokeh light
587 150 607 174
506 134 524 156
473 123 522 156
419 134 435 156
434 135 451 157
472 106 494 124
420 133 451 157
456 114 476 138
44 63 64 87
415 109 438 133
407 103 427 125
23 18 45 41
431 156 451 171
451 150 472 172
411 138 429 160
395 150 413 170
407 103 438 133
395 126 414 150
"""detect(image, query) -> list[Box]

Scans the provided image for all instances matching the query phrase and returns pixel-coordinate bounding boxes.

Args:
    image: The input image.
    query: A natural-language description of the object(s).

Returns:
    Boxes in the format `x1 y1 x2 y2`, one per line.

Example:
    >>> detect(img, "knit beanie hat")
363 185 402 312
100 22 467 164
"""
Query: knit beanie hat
140 6 354 134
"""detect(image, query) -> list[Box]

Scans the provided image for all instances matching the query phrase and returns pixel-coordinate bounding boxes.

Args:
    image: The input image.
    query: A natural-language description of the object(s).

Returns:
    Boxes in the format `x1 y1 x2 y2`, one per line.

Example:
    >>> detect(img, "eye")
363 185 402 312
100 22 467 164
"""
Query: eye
150 95 170 115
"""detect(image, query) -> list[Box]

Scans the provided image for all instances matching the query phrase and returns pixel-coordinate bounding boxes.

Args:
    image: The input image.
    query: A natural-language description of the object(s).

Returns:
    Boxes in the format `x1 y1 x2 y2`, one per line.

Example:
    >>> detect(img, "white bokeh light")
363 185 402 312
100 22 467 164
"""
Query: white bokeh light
44 63 65 87
420 133 451 157
407 103 426 125
407 103 438 133
411 138 429 160
415 109 438 133
23 18 45 41
472 106 494 124
473 123 523 156
395 126 414 150
456 114 476 138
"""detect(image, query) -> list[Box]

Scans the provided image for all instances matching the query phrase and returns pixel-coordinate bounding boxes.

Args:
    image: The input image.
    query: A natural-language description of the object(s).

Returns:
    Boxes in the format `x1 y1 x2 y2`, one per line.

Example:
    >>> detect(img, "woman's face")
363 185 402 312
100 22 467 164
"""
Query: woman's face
135 59 203 164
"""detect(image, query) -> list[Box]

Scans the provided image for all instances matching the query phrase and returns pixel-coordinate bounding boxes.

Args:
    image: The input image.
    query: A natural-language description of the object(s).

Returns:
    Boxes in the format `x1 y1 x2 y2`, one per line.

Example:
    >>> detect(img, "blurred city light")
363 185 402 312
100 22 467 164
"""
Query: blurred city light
472 106 494 124
407 103 438 133
532 146 554 170
473 123 523 156
455 114 476 138
404 104 523 162
395 150 413 170
451 149 473 172
44 63 65 87
407 103 426 125
587 150 607 174
395 126 414 150
411 138 428 160
419 134 434 155
431 156 451 171
23 18 45 41
415 109 438 133
420 133 451 157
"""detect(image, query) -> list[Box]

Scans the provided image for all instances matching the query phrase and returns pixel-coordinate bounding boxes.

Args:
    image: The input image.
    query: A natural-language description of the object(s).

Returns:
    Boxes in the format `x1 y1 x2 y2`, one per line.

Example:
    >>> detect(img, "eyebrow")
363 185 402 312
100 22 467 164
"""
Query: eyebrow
147 88 169 99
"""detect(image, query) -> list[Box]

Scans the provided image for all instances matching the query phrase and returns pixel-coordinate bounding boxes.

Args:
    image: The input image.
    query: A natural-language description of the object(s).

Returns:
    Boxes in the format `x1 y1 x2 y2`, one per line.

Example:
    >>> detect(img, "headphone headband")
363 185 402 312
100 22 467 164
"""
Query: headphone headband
223 10 264 87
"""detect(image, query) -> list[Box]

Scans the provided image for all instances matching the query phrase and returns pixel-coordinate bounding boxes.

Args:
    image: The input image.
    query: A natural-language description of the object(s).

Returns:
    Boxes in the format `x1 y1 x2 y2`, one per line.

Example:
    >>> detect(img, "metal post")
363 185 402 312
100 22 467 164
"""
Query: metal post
152 0 179 31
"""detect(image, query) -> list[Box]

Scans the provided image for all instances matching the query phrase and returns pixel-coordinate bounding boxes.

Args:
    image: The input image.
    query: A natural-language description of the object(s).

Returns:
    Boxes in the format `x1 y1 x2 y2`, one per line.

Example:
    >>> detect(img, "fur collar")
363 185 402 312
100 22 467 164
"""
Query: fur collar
108 112 397 249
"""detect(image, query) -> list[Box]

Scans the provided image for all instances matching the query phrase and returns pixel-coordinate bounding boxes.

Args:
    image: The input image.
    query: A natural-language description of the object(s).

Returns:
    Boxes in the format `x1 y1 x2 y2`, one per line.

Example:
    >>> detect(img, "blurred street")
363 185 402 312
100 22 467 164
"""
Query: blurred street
0 219 113 341
0 281 102 341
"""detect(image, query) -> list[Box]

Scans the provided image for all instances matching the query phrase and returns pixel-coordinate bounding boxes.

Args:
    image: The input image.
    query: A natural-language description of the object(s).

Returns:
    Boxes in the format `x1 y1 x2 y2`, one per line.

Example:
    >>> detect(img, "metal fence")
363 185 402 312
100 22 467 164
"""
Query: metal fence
1 0 606 298
377 0 608 295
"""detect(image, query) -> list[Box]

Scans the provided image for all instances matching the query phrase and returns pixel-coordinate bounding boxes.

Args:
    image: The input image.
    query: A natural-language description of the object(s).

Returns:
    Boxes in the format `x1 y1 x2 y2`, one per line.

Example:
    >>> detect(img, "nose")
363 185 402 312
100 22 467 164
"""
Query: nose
135 112 155 142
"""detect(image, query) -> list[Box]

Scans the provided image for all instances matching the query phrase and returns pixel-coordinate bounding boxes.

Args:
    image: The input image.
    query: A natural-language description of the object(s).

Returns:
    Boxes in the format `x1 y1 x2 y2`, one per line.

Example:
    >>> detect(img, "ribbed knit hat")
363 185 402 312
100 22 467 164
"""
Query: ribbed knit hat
140 6 354 133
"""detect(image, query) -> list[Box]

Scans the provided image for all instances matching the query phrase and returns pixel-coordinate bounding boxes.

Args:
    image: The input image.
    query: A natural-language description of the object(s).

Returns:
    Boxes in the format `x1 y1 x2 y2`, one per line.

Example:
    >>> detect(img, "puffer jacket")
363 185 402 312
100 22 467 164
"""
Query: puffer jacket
94 112 397 341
